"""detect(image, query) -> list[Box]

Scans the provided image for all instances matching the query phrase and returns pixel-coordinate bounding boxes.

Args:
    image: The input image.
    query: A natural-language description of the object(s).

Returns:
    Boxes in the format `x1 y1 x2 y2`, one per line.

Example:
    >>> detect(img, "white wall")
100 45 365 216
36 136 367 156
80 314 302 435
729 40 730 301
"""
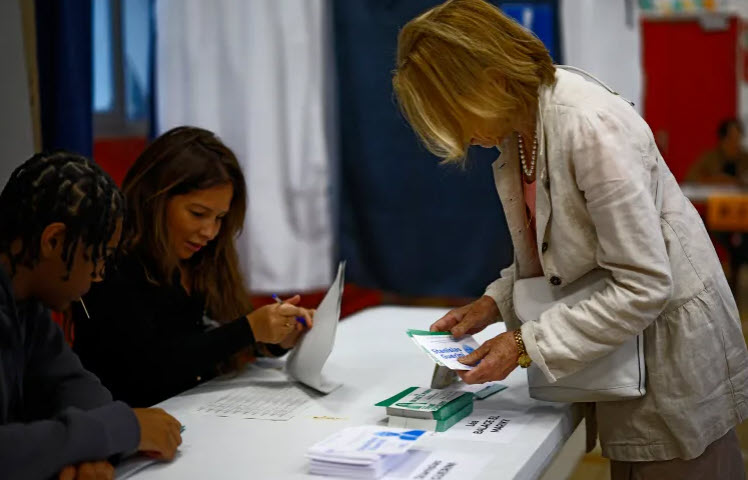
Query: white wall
0 0 35 188
561 0 643 112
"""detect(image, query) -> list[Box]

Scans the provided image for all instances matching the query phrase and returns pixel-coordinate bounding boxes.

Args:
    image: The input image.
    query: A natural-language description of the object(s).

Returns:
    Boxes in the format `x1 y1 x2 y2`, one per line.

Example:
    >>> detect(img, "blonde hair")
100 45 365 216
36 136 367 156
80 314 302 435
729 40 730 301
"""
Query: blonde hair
392 0 556 162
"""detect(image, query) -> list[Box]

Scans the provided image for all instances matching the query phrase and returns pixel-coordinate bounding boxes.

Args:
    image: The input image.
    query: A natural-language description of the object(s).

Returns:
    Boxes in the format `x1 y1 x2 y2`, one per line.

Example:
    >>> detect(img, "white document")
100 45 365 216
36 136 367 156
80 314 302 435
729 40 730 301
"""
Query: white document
114 456 157 479
408 331 480 371
310 454 410 480
192 383 312 420
308 426 427 460
286 262 345 393
307 426 427 479
385 387 466 414
437 409 533 444
442 381 508 399
384 450 491 480
115 442 191 478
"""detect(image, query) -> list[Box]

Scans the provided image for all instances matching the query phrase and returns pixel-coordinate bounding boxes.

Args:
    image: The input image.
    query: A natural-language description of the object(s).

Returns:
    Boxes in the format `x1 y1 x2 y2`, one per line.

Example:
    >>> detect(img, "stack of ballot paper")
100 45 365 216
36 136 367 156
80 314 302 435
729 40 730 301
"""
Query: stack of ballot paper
407 329 481 370
376 387 473 432
306 426 426 479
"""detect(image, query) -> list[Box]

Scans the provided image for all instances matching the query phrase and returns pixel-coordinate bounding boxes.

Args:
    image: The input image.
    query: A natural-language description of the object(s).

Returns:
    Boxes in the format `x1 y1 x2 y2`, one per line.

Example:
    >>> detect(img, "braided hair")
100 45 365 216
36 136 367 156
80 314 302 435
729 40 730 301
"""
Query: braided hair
0 151 125 279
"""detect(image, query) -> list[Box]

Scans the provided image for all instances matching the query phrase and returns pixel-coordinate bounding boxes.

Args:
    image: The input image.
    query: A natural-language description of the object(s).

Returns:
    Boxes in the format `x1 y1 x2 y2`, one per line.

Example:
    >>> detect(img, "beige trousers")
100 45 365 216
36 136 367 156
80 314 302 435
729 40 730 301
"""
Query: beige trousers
610 429 745 480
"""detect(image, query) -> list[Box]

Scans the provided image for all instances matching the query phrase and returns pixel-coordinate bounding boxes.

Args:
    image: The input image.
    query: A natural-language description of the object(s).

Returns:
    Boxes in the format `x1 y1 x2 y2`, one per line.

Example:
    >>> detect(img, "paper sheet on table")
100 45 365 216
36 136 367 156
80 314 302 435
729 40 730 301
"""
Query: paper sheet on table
210 362 290 384
383 450 491 479
286 262 345 393
442 381 508 399
115 443 190 478
192 383 312 420
436 409 533 444
308 426 427 459
114 456 157 479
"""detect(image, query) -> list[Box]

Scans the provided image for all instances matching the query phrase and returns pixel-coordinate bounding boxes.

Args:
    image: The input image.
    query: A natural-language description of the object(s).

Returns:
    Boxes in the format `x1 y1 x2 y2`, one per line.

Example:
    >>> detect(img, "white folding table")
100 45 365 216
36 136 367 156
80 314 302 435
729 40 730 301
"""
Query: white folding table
126 306 582 480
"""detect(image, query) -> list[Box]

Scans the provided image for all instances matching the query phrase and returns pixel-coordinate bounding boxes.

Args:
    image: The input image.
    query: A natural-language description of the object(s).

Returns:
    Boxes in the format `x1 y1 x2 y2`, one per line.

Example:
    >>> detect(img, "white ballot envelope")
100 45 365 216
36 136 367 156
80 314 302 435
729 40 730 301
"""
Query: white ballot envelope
286 262 345 393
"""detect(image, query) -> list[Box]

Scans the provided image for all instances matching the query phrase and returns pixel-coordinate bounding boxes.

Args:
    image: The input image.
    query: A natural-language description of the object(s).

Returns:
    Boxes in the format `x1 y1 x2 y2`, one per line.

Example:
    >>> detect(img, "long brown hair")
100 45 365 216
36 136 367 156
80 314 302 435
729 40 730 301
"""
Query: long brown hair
122 126 251 321
392 0 556 162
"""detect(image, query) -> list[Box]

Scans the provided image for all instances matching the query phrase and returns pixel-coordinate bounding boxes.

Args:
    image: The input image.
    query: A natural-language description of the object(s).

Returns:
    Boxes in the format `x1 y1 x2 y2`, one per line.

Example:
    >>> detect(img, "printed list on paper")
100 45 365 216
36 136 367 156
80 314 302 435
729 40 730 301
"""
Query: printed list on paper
193 384 312 421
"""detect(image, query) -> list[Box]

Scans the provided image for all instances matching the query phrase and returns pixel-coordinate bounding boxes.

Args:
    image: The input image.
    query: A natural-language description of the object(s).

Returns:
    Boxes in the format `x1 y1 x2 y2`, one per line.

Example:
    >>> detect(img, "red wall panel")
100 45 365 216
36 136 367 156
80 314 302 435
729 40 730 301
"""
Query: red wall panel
93 137 147 186
642 17 738 181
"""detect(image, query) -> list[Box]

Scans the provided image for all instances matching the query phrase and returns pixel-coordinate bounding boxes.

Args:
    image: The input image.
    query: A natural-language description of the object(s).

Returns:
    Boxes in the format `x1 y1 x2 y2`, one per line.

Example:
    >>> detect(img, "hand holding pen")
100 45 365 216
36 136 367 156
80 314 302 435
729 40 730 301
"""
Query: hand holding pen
245 294 314 344
273 294 315 349
272 294 310 328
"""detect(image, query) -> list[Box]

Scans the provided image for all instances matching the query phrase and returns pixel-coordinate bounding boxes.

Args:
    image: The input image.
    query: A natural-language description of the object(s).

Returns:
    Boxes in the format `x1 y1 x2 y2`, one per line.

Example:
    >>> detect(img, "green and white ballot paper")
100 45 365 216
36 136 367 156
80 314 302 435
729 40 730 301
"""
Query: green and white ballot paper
376 387 474 432
376 387 472 419
406 329 480 370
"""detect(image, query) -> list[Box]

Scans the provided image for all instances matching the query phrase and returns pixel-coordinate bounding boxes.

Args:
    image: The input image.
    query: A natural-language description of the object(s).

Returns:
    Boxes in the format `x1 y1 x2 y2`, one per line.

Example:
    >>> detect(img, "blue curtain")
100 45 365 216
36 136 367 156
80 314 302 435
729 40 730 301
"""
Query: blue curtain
334 0 560 297
499 1 562 61
35 0 93 157
147 0 158 140
334 1 508 297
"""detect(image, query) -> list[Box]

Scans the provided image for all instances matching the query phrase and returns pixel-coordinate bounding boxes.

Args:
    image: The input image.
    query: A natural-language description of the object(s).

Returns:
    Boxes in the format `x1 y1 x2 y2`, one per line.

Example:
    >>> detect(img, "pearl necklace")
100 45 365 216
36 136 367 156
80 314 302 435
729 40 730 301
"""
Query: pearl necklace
517 131 538 178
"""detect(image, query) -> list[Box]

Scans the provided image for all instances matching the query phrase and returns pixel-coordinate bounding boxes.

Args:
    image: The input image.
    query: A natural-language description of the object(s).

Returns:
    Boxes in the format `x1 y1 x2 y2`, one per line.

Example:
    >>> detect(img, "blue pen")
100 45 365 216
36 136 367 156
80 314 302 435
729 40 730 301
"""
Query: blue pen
272 294 308 328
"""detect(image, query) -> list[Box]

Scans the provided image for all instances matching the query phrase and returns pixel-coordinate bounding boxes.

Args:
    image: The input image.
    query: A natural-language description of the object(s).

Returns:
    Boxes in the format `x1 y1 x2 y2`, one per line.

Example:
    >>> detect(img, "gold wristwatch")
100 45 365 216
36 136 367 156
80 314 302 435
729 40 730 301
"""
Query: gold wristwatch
513 329 532 368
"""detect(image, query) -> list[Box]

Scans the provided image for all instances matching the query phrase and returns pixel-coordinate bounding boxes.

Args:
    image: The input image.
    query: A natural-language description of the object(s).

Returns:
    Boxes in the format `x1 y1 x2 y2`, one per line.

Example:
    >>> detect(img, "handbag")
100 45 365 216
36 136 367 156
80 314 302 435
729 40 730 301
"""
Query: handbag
512 67 664 403
513 270 646 402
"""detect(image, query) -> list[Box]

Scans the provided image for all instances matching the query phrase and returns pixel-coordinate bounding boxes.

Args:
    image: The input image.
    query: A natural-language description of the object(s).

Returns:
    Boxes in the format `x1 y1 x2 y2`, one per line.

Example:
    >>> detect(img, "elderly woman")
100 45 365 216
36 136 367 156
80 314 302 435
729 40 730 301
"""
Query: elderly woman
392 0 748 478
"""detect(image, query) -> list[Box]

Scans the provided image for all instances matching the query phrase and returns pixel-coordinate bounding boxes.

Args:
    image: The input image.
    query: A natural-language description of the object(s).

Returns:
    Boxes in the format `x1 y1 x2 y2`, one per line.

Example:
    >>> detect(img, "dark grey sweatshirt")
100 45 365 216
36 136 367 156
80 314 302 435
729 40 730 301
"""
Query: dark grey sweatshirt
0 266 140 480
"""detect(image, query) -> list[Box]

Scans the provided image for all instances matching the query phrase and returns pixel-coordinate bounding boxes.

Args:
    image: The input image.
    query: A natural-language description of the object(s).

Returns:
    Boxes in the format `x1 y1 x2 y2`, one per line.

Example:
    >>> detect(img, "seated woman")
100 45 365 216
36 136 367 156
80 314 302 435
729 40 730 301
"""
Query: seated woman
72 126 314 407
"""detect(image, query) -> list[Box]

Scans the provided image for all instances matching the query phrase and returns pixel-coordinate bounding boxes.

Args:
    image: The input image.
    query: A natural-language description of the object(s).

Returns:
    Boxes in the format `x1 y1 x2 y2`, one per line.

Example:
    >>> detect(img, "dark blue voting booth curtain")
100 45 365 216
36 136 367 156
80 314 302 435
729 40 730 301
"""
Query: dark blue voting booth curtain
333 0 560 297
500 1 561 61
35 0 93 157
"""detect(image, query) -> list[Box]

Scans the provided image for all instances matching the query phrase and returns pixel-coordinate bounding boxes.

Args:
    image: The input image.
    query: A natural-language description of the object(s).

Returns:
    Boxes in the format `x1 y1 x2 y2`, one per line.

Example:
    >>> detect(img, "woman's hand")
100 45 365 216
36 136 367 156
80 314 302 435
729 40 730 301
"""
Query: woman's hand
247 295 313 344
430 296 500 337
456 331 520 384
58 462 113 480
133 408 182 460
278 308 315 349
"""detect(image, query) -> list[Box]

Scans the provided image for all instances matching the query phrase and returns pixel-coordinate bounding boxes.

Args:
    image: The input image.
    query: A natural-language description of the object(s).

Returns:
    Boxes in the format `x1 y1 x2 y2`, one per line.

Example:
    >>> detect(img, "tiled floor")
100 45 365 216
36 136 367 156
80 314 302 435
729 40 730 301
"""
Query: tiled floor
569 266 748 480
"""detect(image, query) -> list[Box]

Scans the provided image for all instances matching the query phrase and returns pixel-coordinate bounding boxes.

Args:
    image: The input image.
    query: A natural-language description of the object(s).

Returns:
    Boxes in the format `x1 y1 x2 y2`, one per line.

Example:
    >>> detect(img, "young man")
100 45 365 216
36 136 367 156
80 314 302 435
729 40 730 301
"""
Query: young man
0 152 182 480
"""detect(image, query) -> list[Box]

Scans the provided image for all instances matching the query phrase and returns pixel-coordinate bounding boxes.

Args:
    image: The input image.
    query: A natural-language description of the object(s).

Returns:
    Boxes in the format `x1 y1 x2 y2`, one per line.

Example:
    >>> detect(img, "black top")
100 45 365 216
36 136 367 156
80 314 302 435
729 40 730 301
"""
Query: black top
72 254 258 407
0 265 138 480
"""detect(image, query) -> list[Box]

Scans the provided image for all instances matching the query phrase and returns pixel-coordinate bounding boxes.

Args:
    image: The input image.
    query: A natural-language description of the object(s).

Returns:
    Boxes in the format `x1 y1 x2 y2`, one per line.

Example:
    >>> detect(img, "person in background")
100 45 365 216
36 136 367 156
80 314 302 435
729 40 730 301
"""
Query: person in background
687 118 748 293
392 1 748 478
686 118 748 185
0 152 182 480
72 126 314 408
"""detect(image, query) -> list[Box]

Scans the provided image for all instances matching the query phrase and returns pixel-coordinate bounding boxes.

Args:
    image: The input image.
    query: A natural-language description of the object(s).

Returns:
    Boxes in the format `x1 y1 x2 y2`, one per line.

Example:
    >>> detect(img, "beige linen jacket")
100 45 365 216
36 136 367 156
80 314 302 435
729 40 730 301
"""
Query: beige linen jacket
484 68 748 462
